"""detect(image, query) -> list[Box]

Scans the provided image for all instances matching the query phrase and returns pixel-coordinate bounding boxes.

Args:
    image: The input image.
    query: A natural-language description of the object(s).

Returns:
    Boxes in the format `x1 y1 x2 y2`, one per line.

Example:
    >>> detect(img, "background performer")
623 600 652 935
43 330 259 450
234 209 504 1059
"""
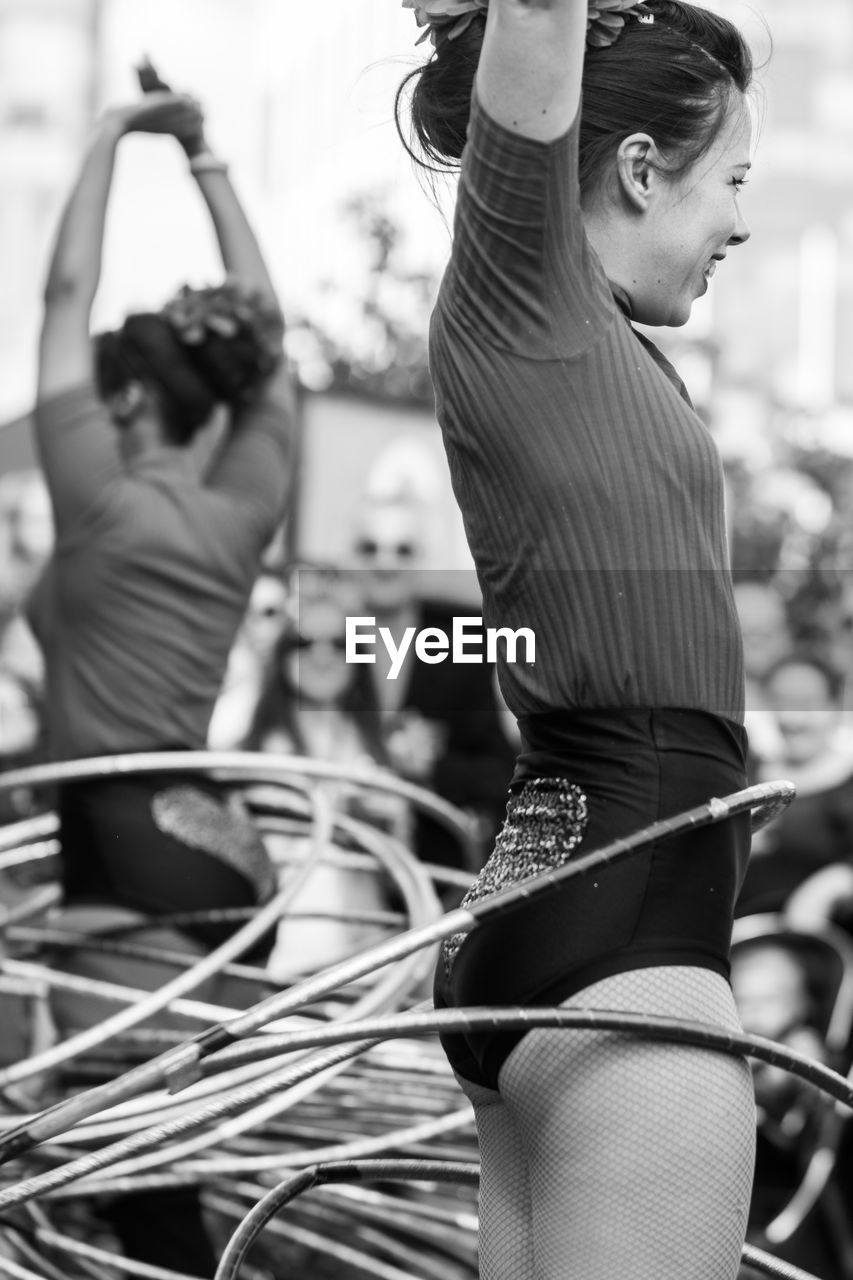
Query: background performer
31 83 294 1276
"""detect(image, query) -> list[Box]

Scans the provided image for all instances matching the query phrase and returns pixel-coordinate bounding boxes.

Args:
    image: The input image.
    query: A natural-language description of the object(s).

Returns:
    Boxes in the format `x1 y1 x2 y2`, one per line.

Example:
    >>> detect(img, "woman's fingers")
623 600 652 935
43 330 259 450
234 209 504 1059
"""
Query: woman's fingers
116 92 205 136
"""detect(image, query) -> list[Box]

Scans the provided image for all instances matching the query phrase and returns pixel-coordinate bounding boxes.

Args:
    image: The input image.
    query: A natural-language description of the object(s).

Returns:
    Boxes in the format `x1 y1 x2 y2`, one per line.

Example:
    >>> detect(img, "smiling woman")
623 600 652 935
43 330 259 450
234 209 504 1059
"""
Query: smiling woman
395 1 764 1278
582 97 752 326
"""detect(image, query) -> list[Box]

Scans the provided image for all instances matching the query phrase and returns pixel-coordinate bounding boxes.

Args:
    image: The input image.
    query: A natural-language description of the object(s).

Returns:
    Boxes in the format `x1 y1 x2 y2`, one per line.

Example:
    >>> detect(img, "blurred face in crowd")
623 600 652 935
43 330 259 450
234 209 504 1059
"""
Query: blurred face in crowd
353 502 424 614
10 476 54 566
0 670 40 758
282 596 353 707
0 473 54 609
733 581 791 681
764 659 841 766
243 573 289 662
731 945 810 1040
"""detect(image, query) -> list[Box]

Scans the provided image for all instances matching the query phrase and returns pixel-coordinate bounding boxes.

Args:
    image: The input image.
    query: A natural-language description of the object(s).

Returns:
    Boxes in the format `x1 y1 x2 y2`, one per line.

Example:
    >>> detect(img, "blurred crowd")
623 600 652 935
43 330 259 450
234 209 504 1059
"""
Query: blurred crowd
728 450 853 1277
4 446 853 905
4 443 853 1272
0 469 53 798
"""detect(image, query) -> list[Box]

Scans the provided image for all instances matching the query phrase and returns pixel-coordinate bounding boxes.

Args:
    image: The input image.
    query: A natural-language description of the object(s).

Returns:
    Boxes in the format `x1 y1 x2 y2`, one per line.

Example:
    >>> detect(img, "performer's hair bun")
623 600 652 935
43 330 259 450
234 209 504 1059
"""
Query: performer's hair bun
397 0 753 206
95 281 284 443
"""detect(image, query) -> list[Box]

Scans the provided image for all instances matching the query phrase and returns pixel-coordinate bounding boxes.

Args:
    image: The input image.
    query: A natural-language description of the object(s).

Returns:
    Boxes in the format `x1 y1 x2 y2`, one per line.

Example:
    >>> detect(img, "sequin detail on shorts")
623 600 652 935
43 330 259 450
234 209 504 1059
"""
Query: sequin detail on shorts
151 785 276 901
442 777 588 976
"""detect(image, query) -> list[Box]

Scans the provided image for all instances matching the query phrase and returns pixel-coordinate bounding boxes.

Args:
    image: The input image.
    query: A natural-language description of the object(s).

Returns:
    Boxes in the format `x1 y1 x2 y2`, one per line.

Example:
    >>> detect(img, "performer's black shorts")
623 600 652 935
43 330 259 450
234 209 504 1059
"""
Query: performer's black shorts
434 708 750 1090
58 766 276 957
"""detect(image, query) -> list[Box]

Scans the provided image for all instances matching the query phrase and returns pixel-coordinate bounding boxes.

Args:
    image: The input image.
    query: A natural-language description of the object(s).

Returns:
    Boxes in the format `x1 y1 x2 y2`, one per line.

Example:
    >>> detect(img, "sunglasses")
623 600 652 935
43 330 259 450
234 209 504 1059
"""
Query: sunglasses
284 635 348 653
355 539 417 559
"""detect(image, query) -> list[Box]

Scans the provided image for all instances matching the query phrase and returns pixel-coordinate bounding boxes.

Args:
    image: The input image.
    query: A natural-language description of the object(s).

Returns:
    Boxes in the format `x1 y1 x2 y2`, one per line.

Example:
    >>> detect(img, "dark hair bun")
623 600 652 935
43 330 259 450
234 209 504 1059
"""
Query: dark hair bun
162 280 284 398
398 0 752 196
94 280 284 443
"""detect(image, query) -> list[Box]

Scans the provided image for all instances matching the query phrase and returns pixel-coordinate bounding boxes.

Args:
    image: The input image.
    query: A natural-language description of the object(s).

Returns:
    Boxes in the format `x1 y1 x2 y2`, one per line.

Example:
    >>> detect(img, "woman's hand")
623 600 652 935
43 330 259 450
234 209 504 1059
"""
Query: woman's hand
107 92 205 143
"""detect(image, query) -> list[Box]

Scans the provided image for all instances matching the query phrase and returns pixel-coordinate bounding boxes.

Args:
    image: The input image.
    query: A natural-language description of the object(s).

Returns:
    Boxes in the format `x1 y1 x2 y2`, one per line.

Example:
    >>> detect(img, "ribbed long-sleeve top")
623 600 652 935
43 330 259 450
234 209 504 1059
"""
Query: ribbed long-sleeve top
429 93 745 724
28 381 292 761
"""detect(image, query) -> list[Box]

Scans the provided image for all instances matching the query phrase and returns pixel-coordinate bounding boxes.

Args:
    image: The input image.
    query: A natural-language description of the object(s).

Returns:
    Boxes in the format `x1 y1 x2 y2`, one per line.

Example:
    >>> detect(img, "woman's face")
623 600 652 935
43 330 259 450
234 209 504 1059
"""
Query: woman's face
732 946 809 1040
633 95 753 327
282 598 353 707
244 574 289 661
734 581 791 681
765 661 840 766
353 504 423 614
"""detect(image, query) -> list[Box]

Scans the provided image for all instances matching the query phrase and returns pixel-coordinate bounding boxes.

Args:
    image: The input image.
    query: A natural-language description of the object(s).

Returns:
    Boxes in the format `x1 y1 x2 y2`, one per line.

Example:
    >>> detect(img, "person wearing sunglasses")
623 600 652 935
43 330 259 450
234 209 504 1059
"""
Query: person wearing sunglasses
245 585 385 764
352 496 516 886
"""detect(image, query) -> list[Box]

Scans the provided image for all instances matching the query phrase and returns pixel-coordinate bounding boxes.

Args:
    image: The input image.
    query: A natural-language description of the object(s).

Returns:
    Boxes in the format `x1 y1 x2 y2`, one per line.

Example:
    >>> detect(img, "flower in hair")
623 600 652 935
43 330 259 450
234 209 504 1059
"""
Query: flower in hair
587 0 652 48
402 0 488 44
402 0 652 48
162 280 284 380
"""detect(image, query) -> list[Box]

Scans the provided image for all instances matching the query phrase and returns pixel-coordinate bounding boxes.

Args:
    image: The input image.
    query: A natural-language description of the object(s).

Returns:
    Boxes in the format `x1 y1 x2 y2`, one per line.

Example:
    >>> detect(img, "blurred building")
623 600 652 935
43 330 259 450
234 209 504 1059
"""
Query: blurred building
0 0 98 424
1 0 852 454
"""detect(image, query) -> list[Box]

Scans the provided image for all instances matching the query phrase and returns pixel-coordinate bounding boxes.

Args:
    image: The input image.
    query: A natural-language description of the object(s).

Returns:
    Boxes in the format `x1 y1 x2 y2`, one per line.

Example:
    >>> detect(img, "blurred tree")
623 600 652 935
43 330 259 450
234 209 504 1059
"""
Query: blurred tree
286 193 437 408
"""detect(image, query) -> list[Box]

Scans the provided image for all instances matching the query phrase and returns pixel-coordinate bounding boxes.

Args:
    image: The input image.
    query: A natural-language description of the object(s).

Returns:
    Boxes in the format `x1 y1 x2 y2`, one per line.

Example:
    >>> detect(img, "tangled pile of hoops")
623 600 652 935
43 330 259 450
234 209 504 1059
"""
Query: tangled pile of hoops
0 753 844 1280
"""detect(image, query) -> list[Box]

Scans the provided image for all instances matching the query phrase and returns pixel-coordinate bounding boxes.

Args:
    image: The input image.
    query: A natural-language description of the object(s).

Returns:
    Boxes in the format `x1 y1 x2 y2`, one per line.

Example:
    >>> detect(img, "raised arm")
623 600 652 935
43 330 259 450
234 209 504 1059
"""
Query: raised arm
37 93 204 404
163 112 295 474
137 59 278 309
185 140 278 307
37 112 124 404
477 0 587 140
175 119 294 427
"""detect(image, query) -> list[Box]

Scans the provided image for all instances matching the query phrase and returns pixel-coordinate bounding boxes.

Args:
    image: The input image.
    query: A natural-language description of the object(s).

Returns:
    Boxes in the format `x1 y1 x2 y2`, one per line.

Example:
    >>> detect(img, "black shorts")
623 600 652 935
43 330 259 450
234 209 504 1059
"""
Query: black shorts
58 769 276 954
434 708 750 1090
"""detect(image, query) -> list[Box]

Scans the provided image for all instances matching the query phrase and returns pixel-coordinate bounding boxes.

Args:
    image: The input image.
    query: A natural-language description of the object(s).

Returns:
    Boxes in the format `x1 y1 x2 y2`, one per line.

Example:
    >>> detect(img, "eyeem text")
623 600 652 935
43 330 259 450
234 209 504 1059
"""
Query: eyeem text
346 616 536 680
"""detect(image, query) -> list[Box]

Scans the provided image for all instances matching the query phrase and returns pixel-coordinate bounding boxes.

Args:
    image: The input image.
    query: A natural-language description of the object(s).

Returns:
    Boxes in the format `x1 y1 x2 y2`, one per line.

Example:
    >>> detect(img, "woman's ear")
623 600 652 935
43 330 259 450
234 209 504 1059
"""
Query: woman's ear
108 380 146 426
615 133 663 213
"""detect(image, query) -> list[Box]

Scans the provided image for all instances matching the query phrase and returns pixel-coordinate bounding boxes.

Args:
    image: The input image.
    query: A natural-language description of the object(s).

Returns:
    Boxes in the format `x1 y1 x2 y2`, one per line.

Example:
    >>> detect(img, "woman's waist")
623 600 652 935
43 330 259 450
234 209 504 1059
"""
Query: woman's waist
514 706 748 787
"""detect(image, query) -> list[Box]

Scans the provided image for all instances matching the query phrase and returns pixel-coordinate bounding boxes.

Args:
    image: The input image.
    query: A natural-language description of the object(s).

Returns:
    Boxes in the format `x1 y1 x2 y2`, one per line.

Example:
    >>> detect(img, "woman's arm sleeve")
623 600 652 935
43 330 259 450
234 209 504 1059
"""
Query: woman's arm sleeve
441 92 613 360
205 364 296 534
34 384 123 531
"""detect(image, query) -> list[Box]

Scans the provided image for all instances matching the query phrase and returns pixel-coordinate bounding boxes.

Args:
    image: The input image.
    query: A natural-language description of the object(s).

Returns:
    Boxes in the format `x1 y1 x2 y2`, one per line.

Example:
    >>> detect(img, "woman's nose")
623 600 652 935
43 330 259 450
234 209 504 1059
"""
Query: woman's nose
729 210 751 246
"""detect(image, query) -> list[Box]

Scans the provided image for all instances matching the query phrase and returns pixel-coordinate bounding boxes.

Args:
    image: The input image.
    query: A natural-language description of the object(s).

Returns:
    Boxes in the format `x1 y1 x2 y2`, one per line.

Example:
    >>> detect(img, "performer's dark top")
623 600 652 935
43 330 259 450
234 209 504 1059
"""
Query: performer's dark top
29 382 291 761
429 93 745 726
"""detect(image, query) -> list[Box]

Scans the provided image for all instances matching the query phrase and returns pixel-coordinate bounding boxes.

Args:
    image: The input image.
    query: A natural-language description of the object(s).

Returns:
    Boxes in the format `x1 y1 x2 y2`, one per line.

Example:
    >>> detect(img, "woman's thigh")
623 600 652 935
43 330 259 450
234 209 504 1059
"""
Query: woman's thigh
497 965 756 1280
456 1077 536 1280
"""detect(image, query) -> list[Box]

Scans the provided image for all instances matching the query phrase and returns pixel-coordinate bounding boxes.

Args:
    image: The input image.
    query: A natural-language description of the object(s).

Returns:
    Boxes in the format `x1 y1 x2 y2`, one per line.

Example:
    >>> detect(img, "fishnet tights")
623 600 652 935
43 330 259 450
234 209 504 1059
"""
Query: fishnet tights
459 966 756 1280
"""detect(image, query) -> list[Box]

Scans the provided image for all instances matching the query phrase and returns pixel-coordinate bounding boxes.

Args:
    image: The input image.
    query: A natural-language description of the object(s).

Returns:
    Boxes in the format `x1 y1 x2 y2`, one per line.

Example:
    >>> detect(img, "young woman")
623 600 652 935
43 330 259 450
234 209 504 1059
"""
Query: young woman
397 2 759 1276
31 88 293 939
244 577 387 766
30 87 294 1276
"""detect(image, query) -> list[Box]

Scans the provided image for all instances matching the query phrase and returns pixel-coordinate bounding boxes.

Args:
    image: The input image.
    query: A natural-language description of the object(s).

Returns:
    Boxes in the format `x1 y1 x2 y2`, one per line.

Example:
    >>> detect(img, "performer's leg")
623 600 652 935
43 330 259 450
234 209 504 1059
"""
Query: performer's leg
498 966 756 1280
456 1077 535 1280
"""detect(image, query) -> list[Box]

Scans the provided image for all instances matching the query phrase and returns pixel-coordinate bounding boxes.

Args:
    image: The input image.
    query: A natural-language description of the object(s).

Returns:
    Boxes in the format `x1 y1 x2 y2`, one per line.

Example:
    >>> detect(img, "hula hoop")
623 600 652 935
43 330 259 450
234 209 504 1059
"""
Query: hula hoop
0 778 795 1167
212 1158 825 1280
